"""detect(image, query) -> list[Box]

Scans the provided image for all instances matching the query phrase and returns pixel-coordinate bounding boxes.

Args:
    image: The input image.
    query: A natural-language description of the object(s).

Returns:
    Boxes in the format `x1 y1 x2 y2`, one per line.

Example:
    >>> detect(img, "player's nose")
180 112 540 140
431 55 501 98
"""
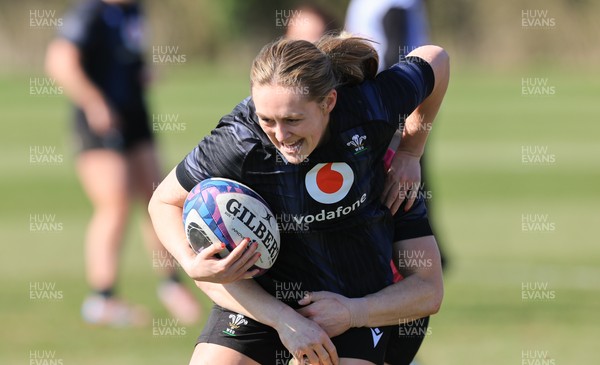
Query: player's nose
274 122 291 142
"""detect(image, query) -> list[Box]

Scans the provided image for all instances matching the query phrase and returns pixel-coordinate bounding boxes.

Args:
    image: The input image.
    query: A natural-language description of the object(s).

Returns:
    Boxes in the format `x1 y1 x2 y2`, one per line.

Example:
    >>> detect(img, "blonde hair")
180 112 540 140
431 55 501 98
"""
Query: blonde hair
250 34 378 102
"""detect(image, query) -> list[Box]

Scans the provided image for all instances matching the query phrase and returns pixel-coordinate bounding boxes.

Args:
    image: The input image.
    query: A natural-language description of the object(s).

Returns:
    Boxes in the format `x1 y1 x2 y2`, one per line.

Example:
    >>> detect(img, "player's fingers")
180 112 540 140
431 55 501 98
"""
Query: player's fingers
315 345 334 365
381 172 397 202
303 351 320 365
199 241 226 258
404 188 417 211
236 252 261 279
227 241 259 275
297 292 312 306
387 180 407 210
323 340 339 365
389 195 403 215
222 238 252 264
385 183 400 208
240 267 261 280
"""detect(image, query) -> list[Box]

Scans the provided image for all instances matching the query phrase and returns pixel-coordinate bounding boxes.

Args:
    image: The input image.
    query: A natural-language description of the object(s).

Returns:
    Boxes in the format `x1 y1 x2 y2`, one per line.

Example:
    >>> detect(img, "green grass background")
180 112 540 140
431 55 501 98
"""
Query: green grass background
1 64 599 364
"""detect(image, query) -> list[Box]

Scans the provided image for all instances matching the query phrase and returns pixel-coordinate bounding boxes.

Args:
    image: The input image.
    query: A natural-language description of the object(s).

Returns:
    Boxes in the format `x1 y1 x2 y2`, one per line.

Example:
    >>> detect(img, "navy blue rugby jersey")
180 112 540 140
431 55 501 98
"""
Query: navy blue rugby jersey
59 0 146 109
177 58 434 305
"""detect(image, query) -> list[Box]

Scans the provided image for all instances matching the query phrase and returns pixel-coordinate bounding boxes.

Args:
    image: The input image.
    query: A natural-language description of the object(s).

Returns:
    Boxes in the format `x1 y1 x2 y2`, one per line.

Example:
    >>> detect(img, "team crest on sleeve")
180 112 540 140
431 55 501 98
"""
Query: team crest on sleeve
305 162 354 204
346 134 368 154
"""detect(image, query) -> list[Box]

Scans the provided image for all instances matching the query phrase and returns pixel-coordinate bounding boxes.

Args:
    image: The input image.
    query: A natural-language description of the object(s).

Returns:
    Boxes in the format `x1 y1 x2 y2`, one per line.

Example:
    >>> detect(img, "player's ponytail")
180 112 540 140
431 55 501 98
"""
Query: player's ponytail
315 33 378 86
250 34 377 102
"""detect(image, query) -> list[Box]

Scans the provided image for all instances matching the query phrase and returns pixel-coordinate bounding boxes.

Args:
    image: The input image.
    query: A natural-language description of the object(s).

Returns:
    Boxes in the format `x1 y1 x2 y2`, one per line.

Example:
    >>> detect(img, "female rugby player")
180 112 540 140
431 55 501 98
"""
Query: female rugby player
149 35 448 364
45 0 199 326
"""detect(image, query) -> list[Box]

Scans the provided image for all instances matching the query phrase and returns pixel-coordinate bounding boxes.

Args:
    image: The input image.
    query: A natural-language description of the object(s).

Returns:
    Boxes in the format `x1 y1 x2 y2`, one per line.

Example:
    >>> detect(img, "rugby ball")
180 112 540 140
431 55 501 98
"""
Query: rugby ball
182 178 280 275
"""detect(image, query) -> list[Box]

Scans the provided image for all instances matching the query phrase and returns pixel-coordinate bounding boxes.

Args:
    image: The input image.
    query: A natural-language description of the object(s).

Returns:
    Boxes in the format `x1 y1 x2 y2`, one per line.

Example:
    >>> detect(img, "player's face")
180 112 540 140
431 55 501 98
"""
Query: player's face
253 85 337 164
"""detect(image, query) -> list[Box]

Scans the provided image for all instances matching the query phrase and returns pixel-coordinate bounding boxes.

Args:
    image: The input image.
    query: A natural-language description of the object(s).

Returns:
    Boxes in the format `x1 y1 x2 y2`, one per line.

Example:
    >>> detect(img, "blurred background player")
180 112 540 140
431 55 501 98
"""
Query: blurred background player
284 3 338 43
45 0 200 326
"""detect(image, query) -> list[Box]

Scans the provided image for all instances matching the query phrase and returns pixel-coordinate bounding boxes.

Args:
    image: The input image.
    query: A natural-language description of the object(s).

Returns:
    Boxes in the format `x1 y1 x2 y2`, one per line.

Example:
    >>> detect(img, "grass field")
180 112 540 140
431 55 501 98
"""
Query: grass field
1 64 599 364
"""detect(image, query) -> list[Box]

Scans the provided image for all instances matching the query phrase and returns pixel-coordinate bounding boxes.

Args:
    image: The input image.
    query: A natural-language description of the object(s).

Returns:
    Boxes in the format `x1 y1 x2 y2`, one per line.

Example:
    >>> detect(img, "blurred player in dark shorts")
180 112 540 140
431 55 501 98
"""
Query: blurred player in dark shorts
45 0 200 326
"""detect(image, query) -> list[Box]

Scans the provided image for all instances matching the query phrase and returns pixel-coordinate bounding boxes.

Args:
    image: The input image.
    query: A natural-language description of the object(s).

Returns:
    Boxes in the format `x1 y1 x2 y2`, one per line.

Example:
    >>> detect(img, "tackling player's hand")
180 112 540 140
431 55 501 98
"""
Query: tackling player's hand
182 238 261 283
382 150 421 214
274 308 339 365
297 291 368 338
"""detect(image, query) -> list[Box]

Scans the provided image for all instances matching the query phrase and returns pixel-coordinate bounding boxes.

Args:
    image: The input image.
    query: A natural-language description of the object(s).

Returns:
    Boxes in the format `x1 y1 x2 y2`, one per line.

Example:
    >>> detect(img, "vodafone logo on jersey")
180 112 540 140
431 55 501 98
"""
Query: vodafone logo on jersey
305 162 354 204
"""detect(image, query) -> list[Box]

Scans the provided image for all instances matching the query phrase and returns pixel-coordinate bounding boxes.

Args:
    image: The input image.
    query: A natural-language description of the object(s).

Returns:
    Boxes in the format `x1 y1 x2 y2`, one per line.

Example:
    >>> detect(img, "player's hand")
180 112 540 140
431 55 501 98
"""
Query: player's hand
381 150 421 214
297 291 367 338
274 309 339 365
83 98 120 136
182 238 261 283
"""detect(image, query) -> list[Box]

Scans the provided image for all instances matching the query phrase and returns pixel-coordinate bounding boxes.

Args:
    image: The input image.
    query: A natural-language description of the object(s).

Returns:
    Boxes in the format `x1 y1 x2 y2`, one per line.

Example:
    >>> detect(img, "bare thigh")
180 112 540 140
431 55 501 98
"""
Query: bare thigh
77 149 129 209
189 343 260 365
127 141 162 203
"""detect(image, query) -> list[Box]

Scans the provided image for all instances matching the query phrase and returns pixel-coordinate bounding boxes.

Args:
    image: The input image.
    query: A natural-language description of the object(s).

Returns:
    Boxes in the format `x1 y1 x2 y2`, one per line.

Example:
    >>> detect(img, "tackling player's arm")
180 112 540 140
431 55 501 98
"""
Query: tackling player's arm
382 45 449 213
397 45 449 158
296 235 442 336
198 280 339 365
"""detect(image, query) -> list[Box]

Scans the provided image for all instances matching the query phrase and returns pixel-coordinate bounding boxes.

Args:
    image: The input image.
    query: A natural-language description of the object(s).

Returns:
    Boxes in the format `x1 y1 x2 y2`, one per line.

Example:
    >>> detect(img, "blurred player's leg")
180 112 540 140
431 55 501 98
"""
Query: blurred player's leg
78 150 129 294
77 149 148 326
128 141 201 325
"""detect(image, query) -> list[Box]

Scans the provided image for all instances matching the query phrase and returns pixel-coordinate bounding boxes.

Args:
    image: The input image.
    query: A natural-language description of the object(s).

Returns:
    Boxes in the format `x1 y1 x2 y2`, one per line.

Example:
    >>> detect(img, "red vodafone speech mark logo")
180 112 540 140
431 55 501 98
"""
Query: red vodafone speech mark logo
305 162 354 204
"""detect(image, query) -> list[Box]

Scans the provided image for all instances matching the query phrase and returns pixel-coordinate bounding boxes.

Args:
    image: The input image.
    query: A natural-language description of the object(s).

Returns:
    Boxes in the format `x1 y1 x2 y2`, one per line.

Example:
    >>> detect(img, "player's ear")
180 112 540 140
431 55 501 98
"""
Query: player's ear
322 89 337 114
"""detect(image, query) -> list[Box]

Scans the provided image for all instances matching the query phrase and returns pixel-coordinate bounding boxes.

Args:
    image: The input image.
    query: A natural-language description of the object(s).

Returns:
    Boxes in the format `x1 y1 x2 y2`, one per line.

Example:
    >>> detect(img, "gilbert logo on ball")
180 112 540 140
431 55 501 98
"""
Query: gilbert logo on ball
305 162 354 204
183 178 280 275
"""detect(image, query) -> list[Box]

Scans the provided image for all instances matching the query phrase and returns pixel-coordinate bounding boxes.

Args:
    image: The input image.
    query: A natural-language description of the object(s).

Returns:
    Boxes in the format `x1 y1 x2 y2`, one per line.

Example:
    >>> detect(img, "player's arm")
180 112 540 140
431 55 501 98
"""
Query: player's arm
398 45 449 158
198 280 339 365
45 38 117 135
148 167 261 283
382 45 449 213
364 235 443 326
297 235 442 335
